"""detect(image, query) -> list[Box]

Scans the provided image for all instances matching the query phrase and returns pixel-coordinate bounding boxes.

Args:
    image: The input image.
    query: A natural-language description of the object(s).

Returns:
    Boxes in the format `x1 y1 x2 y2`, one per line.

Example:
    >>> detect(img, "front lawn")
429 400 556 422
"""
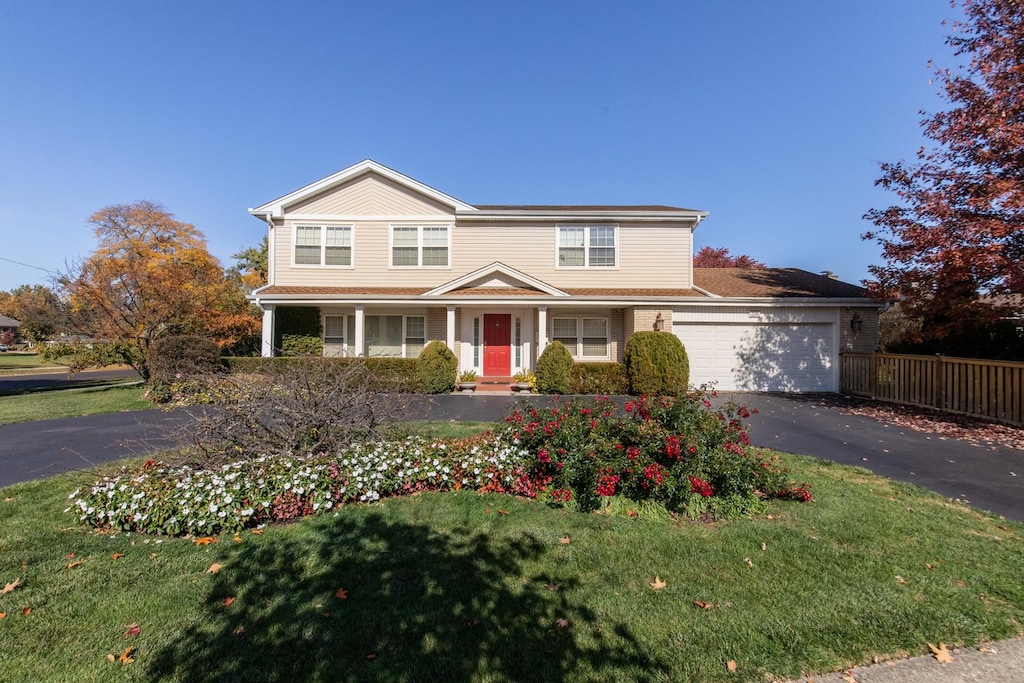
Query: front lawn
1 452 1022 682
0 384 151 425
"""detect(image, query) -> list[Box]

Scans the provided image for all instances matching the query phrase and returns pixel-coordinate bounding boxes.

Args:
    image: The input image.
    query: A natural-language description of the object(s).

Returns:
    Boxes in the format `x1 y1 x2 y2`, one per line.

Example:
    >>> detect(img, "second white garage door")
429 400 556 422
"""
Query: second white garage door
673 322 837 392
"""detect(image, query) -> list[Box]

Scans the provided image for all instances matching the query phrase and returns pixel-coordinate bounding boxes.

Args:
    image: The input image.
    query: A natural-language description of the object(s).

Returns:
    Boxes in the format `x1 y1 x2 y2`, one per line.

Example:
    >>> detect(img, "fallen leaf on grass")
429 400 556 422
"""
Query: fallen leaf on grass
195 537 217 546
335 588 348 599
221 597 235 607
233 626 246 635
366 654 376 660
66 561 82 569
895 576 907 585
726 660 737 672
3 497 13 502
0 612 6 619
485 508 492 514
928 642 954 663
649 576 666 590
625 510 638 518
21 607 31 616
251 529 264 535
555 618 570 629
112 553 124 561
498 509 508 516
743 558 753 567
956 580 966 587
206 563 223 574
234 534 242 543
559 536 571 544
66 552 76 559
117 646 136 664
692 600 713 610
925 563 934 570
2 578 20 594
761 542 767 551
544 582 561 592
123 623 141 637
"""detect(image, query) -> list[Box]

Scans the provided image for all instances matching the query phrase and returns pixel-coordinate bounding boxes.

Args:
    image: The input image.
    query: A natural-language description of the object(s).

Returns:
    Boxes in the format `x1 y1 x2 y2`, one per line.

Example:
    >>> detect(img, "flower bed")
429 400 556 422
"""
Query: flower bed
69 391 810 536
494 393 811 517
68 436 532 536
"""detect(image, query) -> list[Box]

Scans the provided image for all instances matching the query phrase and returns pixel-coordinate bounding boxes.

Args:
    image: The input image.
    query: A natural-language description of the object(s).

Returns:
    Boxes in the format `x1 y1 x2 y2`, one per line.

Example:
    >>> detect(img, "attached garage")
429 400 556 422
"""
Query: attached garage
673 306 838 392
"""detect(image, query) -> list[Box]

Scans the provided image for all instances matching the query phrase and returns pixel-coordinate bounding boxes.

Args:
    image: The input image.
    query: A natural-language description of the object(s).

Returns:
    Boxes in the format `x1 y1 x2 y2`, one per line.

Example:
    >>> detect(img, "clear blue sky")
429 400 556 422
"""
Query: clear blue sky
0 0 961 292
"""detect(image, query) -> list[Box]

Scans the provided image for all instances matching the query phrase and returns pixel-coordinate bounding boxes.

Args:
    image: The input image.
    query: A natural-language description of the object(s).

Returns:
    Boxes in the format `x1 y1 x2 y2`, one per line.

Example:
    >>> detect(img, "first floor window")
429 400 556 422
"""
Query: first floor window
364 315 426 358
551 316 609 359
323 314 355 356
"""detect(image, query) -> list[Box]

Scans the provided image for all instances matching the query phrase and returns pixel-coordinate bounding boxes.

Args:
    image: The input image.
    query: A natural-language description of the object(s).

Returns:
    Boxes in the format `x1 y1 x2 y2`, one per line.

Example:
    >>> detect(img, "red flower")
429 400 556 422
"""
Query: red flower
688 475 715 498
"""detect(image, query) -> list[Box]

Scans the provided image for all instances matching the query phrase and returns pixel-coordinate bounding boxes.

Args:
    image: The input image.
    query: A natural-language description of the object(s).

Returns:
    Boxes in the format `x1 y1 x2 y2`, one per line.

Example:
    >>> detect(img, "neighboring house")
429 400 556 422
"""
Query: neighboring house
0 314 22 339
248 160 879 392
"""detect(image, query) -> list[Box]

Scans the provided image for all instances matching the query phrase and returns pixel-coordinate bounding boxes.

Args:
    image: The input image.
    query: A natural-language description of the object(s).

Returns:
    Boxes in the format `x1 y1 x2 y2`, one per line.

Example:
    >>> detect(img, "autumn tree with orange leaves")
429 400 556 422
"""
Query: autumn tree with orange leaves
864 0 1024 344
57 201 249 379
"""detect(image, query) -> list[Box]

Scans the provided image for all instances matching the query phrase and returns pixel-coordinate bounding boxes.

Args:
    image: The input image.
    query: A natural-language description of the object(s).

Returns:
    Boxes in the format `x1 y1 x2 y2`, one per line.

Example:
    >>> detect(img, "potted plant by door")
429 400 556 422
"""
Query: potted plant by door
457 370 478 393
513 370 536 393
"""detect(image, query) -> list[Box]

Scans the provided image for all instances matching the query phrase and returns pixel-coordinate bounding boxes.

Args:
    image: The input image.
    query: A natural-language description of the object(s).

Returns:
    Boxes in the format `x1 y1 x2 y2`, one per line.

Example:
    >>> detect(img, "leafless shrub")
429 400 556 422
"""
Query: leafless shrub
169 356 414 467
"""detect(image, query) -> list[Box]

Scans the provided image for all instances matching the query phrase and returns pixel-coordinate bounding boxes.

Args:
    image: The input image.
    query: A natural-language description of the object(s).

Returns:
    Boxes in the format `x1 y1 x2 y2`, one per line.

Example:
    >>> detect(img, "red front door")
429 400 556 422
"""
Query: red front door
483 314 511 376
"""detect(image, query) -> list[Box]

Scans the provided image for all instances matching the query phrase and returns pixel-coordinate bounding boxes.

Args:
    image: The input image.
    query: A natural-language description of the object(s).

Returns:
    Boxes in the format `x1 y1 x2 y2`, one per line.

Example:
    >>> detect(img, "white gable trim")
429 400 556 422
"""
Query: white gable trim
423 262 570 297
249 159 477 218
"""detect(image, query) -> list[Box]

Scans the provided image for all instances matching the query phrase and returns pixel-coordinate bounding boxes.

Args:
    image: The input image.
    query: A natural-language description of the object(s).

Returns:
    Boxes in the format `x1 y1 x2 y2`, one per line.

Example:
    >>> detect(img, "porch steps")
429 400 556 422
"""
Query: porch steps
475 376 514 393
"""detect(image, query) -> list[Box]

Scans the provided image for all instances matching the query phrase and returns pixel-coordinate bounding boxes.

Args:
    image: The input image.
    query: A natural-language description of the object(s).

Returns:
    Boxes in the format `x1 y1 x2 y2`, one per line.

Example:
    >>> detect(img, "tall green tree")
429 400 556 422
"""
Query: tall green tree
863 0 1024 341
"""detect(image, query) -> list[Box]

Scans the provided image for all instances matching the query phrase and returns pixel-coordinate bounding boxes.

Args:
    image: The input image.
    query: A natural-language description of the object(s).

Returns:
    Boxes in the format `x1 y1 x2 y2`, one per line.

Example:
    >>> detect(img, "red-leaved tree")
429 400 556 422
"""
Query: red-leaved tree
863 0 1024 340
693 246 766 269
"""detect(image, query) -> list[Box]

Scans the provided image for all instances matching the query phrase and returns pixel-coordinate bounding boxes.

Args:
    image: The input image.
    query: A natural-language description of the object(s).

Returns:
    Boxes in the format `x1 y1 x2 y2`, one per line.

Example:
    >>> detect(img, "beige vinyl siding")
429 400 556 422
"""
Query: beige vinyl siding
274 219 693 289
285 172 454 216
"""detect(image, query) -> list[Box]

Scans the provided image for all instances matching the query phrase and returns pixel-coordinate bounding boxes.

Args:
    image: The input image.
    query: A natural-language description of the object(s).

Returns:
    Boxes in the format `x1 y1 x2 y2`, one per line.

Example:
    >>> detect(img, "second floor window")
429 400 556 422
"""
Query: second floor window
391 225 449 267
557 225 617 267
294 225 353 266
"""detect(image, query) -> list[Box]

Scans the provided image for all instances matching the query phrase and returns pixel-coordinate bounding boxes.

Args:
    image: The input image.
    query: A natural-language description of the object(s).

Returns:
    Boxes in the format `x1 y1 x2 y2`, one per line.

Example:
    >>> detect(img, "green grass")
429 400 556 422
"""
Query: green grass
0 353 62 374
2 452 1023 682
0 384 152 425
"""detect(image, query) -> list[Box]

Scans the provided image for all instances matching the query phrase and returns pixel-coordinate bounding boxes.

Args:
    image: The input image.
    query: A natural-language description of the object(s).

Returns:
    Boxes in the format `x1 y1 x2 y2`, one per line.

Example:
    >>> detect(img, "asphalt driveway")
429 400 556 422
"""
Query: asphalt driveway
1 393 1022 522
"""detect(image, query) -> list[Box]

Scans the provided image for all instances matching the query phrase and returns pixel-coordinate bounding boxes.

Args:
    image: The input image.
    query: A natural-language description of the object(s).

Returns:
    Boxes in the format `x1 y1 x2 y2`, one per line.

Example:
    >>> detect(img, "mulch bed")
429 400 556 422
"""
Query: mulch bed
813 394 1024 452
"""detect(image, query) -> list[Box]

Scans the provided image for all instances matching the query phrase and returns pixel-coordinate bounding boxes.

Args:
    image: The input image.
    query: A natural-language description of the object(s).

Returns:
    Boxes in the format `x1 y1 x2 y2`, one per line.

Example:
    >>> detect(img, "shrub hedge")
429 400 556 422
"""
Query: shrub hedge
224 356 420 391
416 341 457 394
572 362 629 395
623 331 690 396
275 307 322 356
535 341 575 394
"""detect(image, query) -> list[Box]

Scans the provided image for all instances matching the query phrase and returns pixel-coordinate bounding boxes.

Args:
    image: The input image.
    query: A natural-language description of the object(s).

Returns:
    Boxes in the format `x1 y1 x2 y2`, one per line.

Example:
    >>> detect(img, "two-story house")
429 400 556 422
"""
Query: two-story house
248 160 879 392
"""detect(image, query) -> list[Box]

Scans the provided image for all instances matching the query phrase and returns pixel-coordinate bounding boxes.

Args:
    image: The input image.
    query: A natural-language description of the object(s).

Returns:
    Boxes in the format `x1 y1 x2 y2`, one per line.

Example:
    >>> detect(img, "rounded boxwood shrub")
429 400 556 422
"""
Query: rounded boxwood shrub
147 334 225 382
623 331 690 396
416 341 457 394
535 341 574 394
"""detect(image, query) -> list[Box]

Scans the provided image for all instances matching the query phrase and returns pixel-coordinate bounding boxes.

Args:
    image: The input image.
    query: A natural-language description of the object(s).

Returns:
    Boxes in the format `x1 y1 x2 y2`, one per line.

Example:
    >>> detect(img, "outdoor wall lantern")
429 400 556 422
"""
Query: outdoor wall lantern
850 313 863 334
654 312 665 331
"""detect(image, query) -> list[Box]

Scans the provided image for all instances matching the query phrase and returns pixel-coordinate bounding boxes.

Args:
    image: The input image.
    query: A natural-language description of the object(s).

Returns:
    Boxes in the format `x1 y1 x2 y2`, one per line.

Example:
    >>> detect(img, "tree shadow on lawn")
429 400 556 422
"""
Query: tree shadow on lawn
147 510 667 682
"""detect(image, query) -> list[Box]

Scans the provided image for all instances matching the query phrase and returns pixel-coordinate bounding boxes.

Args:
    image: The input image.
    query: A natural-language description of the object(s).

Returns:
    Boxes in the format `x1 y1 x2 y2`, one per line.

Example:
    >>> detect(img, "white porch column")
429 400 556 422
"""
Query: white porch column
537 305 548 352
260 305 275 357
446 305 456 351
354 305 365 357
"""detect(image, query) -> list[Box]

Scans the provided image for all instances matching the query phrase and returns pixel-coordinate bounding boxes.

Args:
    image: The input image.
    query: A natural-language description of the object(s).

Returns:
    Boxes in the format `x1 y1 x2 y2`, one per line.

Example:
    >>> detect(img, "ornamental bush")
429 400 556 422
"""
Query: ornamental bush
535 341 574 394
417 341 457 394
495 392 807 517
623 331 690 396
275 307 322 356
572 362 629 395
147 334 225 382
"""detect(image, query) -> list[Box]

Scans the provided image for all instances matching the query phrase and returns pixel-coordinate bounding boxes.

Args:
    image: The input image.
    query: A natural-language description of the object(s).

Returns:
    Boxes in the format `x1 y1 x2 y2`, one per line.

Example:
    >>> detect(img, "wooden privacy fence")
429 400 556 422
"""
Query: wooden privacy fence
840 352 1024 427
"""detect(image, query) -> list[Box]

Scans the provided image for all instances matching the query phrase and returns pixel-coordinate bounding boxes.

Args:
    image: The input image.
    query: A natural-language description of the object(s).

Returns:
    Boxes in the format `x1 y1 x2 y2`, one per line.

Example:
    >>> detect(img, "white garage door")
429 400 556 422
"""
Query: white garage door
673 322 836 392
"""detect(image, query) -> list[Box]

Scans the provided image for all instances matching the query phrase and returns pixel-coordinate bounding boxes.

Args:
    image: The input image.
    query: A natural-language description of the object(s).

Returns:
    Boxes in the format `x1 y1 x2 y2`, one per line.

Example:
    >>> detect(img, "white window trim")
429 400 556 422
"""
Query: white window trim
389 224 452 269
322 313 356 357
291 223 355 269
554 224 619 269
551 315 611 360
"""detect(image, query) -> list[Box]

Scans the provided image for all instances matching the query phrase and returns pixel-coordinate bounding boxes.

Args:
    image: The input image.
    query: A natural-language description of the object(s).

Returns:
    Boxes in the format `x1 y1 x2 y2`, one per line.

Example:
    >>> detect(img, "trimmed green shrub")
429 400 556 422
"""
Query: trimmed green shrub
147 334 225 382
535 341 574 394
275 307 322 356
572 362 629 395
623 331 690 396
416 341 457 394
